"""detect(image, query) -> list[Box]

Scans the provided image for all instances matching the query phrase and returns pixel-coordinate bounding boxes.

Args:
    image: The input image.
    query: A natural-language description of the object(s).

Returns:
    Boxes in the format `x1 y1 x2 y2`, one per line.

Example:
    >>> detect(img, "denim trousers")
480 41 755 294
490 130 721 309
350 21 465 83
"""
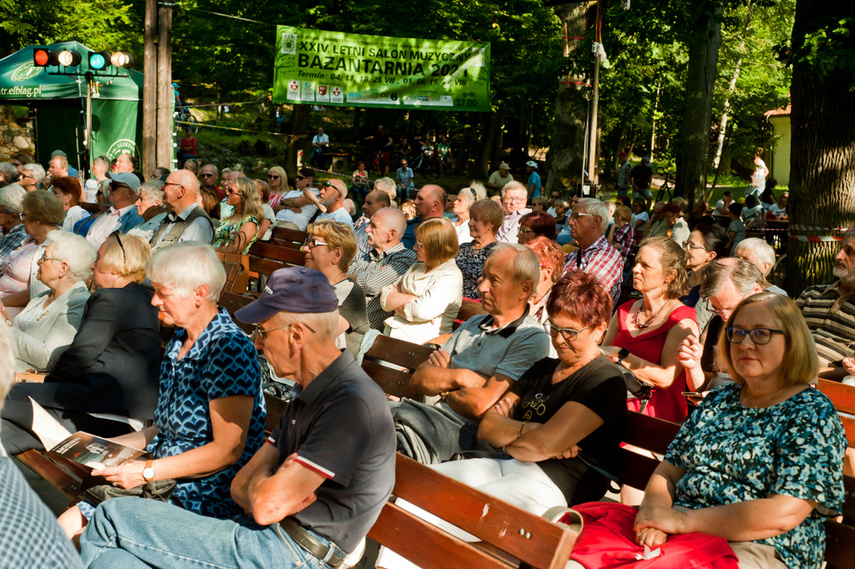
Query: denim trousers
80 497 332 569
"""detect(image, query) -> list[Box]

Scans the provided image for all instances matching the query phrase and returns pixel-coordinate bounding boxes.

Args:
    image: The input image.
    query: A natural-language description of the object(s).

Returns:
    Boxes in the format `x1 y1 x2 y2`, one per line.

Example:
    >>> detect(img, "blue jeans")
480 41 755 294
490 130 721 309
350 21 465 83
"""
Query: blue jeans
80 497 331 569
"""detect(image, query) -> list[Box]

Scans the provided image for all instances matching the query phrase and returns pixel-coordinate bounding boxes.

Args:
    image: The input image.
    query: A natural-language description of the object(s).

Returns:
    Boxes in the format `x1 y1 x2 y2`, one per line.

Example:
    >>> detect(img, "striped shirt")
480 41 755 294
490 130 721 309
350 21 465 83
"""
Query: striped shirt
563 235 624 307
349 242 417 329
796 281 855 367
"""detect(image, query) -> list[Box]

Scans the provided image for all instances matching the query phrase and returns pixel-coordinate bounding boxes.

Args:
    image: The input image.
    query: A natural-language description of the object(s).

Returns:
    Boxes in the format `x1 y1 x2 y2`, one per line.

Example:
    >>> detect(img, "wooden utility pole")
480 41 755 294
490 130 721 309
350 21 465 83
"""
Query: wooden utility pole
142 0 173 173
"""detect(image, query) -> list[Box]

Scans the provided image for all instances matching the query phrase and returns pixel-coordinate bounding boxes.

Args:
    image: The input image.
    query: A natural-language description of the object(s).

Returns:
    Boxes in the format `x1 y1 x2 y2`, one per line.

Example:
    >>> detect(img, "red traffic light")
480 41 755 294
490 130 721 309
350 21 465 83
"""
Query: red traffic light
33 48 60 67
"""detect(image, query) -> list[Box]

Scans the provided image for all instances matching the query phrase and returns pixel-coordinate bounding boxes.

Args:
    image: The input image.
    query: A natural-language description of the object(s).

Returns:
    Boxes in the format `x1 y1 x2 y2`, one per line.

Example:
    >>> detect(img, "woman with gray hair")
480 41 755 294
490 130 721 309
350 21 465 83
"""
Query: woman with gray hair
450 187 476 244
0 184 27 263
19 163 46 192
1 231 95 372
127 180 169 241
56 241 267 541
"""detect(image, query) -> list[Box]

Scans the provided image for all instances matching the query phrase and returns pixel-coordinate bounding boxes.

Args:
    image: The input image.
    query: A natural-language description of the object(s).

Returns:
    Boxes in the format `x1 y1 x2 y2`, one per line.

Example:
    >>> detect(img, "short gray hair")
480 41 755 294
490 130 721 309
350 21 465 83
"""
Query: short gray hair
700 258 765 299
148 242 226 302
0 162 16 182
733 238 776 275
138 179 165 202
374 177 396 197
501 181 528 199
490 243 541 301
0 184 26 214
46 230 96 282
577 198 610 233
23 163 46 184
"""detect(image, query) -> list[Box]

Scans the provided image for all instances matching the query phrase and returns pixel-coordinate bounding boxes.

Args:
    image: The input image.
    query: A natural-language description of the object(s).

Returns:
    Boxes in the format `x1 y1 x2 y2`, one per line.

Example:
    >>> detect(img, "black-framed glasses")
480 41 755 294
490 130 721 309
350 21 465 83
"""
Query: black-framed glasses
547 322 589 342
200 173 215 178
726 327 785 345
110 230 126 262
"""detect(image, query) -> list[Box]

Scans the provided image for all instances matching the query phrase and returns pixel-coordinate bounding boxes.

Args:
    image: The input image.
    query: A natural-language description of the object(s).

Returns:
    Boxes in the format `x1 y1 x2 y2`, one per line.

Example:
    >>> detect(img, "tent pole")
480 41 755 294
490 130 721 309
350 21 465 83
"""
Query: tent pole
84 72 93 178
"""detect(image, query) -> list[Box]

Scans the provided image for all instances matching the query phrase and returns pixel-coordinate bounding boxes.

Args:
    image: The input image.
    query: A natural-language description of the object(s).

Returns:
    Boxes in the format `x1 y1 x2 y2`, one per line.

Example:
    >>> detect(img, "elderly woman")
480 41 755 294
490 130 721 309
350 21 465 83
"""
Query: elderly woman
601 236 699 423
52 176 91 232
525 236 566 326
265 166 290 209
381 218 463 345
0 184 27 263
681 223 729 308
0 191 64 306
518 211 557 245
57 242 266 539
19 163 46 192
2 231 95 372
569 293 845 569
451 187 475 245
213 176 264 253
303 220 370 356
127 180 169 241
1 233 161 457
376 271 627 569
456 198 504 299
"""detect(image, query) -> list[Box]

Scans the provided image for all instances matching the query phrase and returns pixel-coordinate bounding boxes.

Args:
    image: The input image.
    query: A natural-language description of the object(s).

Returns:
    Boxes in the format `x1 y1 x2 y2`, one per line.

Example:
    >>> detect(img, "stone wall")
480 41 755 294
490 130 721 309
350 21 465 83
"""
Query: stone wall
0 107 35 162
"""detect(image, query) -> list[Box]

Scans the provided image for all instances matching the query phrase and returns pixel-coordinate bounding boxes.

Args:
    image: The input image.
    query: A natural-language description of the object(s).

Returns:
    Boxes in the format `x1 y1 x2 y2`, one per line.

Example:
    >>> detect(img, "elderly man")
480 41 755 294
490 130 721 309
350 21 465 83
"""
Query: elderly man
0 185 27 262
0 162 17 184
274 167 320 231
677 258 766 392
349 208 417 329
642 200 668 238
563 197 624 307
19 163 45 192
149 169 215 252
354 190 391 256
309 126 330 169
199 163 222 199
75 172 144 249
495 181 531 244
487 162 513 192
78 267 396 569
733 238 786 294
373 176 398 207
797 230 855 376
46 154 69 185
392 244 551 464
402 184 446 250
312 179 352 226
114 152 135 175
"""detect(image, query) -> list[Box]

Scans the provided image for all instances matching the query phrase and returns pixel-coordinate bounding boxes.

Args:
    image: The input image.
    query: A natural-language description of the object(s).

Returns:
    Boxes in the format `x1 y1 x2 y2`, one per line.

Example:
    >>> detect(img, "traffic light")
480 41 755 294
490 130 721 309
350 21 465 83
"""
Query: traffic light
33 48 60 67
89 51 111 71
111 52 134 69
57 50 82 66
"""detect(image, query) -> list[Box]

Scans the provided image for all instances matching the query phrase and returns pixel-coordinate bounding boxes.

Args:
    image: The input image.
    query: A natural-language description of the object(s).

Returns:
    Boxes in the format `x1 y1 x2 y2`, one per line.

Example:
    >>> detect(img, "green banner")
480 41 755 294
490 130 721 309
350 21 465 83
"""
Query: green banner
273 26 490 112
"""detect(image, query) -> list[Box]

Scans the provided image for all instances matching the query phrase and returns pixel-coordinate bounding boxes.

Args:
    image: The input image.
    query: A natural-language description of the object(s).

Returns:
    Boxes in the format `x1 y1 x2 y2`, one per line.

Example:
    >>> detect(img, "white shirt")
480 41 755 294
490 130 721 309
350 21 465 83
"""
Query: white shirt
316 207 353 227
312 133 330 146
275 188 320 230
86 204 134 250
496 208 531 244
454 219 472 245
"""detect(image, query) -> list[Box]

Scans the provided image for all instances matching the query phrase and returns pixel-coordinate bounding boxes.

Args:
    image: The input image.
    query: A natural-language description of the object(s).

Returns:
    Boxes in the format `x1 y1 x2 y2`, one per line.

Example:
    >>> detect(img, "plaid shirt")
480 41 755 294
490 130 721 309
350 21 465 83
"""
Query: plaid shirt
349 242 417 329
0 224 27 264
613 223 635 260
563 235 624 307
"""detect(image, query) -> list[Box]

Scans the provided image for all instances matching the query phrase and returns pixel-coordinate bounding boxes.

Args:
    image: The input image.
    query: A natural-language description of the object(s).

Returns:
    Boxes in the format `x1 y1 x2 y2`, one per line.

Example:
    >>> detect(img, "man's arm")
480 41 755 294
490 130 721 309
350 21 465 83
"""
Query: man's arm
410 352 490 396
444 372 515 420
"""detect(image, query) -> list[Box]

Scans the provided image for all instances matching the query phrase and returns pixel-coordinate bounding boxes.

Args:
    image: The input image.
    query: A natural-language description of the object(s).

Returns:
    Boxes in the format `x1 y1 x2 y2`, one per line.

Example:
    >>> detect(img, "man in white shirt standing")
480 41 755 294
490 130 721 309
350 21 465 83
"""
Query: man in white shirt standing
495 181 530 244
274 167 320 231
309 127 330 170
312 179 353 227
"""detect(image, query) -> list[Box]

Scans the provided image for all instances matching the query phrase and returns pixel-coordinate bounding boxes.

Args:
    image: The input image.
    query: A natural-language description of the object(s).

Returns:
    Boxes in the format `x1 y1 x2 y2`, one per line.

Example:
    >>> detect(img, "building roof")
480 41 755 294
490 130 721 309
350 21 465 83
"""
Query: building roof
764 104 791 117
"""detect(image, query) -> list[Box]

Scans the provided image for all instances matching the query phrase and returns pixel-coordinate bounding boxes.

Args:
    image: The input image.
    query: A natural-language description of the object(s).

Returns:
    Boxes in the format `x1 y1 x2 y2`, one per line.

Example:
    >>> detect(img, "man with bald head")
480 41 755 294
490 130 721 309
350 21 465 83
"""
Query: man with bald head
149 168 215 252
312 179 352 226
402 184 446 250
355 190 391 256
349 208 417 329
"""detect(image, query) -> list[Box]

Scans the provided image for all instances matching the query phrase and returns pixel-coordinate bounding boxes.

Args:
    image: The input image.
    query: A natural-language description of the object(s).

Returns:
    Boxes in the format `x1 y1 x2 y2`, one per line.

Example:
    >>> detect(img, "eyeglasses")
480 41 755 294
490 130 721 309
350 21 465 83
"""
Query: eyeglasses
504 196 526 204
684 241 708 252
200 173 215 178
268 175 280 180
252 321 316 341
703 298 734 316
38 252 62 264
414 240 423 249
547 322 589 342
725 327 785 345
518 227 535 235
570 212 594 220
110 230 126 262
303 239 329 250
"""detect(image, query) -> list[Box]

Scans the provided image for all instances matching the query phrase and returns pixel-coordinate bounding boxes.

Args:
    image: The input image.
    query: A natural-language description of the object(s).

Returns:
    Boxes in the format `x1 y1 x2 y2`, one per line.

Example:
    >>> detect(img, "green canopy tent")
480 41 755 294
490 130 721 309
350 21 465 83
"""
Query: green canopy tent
0 41 144 172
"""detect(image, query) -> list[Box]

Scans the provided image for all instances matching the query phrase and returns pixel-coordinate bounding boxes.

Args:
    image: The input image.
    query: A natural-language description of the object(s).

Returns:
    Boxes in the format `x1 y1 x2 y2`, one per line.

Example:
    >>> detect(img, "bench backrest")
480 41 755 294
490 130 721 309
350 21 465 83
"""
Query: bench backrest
361 335 433 400
367 454 576 569
616 412 682 491
249 241 306 267
816 379 855 446
271 226 310 246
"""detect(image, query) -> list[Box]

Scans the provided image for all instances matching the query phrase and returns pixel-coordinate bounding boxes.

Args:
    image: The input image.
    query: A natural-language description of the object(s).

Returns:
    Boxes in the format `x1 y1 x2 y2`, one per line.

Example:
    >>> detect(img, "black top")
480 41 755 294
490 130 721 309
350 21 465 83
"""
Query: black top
630 164 653 189
20 282 163 418
339 281 370 357
510 355 626 504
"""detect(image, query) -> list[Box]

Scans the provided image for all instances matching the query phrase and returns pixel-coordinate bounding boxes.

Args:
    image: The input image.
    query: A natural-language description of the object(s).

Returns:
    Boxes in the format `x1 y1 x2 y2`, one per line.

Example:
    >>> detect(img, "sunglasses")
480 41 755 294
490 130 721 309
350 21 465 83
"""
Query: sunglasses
296 175 306 181
268 175 280 180
200 173 215 178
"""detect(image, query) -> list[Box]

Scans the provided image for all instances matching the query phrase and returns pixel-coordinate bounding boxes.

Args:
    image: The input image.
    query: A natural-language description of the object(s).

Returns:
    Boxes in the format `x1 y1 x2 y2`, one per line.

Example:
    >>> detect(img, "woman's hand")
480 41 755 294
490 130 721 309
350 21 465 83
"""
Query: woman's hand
92 460 148 490
493 396 517 417
635 527 669 548
675 335 703 371
634 505 684 536
599 346 621 363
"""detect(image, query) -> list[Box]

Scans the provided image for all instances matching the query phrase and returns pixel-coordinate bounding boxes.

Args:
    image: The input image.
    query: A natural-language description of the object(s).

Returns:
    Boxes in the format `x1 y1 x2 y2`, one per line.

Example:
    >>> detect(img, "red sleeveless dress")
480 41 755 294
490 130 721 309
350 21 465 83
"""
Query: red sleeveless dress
613 300 697 423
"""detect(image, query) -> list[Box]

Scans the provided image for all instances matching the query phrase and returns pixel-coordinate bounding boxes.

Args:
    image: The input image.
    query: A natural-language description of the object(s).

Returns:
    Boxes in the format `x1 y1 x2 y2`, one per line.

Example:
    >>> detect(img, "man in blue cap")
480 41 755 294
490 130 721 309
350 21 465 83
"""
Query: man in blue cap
79 267 396 569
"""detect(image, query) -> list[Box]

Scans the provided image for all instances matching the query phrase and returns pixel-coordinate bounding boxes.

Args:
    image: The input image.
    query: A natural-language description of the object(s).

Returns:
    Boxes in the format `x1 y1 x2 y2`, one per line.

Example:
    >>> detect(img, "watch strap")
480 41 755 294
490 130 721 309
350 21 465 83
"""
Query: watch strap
617 347 631 365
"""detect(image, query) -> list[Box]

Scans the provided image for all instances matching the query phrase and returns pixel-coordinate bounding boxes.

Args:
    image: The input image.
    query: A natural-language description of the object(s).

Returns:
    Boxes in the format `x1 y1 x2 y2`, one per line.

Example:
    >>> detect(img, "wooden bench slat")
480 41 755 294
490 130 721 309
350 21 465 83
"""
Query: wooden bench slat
389 455 575 569
817 379 855 415
615 447 664 491
249 242 306 266
361 361 424 400
364 334 434 368
17 450 85 501
271 227 309 244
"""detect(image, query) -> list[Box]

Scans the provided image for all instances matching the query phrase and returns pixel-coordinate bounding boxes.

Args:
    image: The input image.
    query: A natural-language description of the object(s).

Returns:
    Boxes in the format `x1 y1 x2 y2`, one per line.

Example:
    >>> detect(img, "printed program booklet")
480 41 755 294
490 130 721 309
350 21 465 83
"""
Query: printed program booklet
46 432 150 470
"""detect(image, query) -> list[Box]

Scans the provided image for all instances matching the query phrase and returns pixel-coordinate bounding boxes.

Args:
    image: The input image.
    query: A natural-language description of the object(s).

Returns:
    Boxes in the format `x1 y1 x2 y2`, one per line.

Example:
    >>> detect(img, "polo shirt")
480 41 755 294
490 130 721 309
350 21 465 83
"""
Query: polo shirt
442 309 550 382
269 352 395 553
796 281 855 367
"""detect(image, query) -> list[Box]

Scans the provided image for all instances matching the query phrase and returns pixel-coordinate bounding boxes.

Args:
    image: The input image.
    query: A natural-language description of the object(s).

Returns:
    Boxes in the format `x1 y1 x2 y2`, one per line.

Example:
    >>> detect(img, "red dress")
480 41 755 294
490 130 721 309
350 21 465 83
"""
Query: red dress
613 300 697 423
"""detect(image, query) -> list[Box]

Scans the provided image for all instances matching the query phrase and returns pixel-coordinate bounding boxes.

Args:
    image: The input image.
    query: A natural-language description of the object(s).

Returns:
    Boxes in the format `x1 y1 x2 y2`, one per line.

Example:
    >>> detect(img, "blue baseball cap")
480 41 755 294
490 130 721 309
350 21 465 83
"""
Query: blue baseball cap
235 267 338 323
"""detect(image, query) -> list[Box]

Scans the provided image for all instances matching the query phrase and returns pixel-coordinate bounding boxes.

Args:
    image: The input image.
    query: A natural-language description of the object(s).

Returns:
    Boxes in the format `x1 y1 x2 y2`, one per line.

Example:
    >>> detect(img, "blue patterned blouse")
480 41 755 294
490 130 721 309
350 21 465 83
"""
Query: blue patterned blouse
665 383 845 569
148 307 266 519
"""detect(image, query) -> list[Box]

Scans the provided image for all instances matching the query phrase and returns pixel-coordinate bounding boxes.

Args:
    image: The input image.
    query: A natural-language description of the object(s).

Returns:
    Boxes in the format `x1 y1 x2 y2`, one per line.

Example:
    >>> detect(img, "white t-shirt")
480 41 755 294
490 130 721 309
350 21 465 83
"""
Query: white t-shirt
275 188 320 230
316 207 353 227
313 133 330 146
261 203 275 240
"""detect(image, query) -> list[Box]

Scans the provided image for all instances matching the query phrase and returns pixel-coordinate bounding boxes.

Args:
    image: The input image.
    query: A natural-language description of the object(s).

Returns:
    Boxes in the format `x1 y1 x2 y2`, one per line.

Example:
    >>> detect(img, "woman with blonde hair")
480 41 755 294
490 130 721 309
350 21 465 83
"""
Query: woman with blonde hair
213 176 264 253
381 217 463 344
265 166 291 208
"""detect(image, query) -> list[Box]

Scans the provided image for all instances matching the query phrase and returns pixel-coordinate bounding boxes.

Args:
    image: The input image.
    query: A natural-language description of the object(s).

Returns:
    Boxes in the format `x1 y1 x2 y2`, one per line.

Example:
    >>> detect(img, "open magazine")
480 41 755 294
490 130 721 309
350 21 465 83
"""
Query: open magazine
46 432 150 470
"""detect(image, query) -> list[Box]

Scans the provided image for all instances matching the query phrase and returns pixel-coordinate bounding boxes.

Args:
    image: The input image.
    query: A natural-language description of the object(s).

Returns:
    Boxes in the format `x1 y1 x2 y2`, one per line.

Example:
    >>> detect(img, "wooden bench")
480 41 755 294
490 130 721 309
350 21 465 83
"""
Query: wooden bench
270 227 309 250
360 334 433 400
367 453 576 569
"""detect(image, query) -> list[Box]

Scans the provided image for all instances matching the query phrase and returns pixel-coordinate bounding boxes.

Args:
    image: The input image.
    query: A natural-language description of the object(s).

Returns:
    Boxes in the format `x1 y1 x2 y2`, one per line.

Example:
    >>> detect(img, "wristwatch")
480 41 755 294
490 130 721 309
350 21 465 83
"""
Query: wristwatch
616 347 631 366
142 460 155 482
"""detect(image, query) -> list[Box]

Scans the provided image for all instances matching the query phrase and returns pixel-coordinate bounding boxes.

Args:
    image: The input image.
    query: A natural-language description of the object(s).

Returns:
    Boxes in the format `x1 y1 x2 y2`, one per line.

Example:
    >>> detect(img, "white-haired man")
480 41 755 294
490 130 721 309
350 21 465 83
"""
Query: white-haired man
392 244 550 464
149 169 215 252
354 190 391 256
563 197 624 306
495 181 531 244
732 237 786 295
78 266 396 569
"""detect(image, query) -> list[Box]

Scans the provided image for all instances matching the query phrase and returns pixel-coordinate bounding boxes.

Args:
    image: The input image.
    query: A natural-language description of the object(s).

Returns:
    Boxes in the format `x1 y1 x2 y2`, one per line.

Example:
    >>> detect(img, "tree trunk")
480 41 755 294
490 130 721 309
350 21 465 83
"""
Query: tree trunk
650 81 661 158
287 104 310 177
784 0 855 296
675 0 723 203
545 3 593 194
472 111 501 179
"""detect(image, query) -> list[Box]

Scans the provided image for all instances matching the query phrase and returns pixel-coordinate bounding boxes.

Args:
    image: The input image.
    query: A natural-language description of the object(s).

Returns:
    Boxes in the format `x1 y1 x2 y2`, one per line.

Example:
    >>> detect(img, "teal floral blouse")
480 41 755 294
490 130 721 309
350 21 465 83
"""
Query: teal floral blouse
213 215 259 253
665 383 845 569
